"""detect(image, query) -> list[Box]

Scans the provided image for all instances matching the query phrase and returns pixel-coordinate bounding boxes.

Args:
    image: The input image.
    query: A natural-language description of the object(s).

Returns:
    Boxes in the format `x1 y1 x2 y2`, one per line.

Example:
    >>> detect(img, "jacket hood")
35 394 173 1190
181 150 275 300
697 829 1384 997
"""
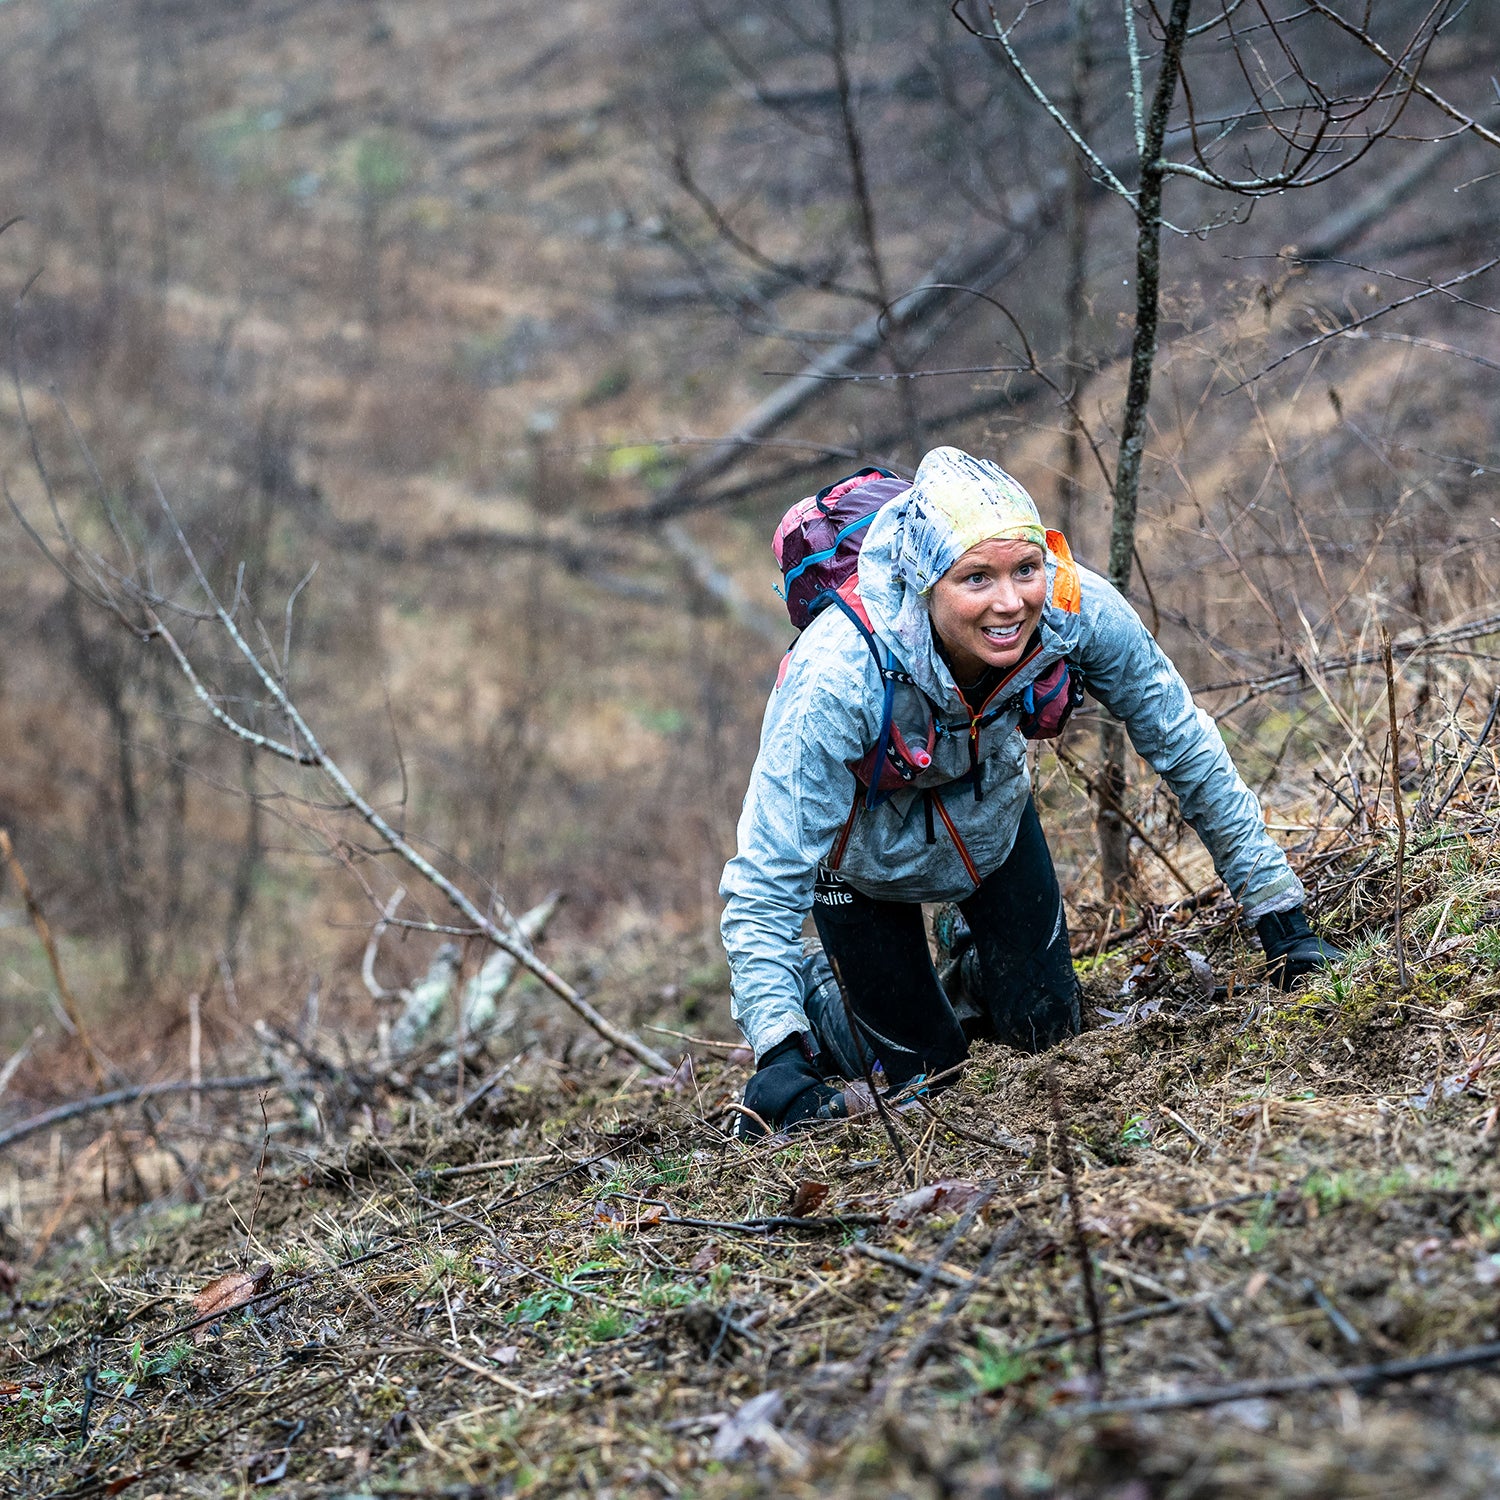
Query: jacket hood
856 447 1078 702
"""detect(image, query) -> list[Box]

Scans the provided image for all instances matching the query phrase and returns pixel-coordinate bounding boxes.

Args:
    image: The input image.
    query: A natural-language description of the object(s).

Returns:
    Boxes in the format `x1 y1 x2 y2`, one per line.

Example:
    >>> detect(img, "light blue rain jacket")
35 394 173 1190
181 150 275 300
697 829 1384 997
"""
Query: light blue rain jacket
719 497 1304 1061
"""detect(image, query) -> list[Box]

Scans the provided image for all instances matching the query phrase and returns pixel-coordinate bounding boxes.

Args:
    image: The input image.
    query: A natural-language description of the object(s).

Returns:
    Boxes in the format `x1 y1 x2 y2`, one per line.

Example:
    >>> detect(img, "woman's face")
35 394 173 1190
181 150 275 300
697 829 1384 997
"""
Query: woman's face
928 537 1048 682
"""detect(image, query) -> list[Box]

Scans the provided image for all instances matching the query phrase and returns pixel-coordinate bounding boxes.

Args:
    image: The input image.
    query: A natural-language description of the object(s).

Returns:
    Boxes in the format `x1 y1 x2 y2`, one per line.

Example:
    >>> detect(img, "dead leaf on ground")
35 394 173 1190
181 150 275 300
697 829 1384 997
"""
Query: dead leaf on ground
839 1081 875 1116
786 1180 829 1217
709 1388 806 1468
489 1343 521 1364
688 1245 719 1273
886 1179 986 1228
191 1262 273 1343
593 1199 663 1226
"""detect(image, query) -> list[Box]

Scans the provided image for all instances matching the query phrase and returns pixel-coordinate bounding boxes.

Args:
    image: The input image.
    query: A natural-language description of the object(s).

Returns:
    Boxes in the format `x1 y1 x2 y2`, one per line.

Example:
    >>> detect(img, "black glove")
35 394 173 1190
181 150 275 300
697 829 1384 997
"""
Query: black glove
1257 906 1344 990
739 1035 842 1137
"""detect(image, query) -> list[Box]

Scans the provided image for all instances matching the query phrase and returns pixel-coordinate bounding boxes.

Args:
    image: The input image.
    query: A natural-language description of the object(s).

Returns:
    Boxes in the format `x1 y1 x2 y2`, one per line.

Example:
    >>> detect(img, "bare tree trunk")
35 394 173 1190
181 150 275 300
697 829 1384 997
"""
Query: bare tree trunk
826 0 924 461
223 736 261 973
60 595 152 993
1106 0 1191 592
155 660 187 981
1056 0 1094 541
1095 0 1193 904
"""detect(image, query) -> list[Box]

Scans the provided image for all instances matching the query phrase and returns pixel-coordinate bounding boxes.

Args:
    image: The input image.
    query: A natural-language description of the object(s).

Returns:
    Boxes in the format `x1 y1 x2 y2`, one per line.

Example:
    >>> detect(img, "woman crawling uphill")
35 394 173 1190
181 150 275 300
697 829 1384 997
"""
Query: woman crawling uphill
719 446 1343 1135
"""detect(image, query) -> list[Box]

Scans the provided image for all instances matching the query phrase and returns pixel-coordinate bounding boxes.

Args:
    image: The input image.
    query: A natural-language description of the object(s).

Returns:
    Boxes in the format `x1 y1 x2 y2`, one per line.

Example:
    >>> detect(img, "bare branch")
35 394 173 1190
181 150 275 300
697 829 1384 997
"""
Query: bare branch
951 0 1136 206
1229 256 1500 391
1301 0 1500 152
1123 0 1148 158
362 886 407 1003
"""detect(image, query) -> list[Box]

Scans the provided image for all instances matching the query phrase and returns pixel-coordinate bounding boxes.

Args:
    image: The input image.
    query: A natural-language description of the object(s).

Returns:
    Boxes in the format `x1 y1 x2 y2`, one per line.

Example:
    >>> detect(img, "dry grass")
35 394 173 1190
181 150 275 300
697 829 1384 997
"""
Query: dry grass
4 736 1500 1498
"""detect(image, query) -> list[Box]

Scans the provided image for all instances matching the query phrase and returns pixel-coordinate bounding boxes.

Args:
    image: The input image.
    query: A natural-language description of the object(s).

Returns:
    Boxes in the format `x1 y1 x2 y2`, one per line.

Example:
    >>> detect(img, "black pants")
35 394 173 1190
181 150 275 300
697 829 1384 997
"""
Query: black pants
808 796 1080 1088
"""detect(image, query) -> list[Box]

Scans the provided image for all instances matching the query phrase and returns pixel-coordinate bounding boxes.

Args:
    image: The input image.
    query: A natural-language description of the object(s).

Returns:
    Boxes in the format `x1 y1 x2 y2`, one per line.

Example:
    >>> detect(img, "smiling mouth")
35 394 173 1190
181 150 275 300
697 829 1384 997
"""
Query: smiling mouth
981 624 1023 641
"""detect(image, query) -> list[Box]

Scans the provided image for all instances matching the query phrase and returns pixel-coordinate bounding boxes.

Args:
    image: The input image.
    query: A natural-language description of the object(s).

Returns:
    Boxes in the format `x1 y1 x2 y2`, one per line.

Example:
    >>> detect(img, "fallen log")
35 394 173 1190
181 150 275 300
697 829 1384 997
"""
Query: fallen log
0 1075 277 1153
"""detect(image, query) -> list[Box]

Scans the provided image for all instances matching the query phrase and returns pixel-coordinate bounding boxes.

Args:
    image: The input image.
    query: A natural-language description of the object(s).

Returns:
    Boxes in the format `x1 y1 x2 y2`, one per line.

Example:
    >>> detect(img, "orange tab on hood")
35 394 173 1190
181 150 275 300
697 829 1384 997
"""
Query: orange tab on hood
1045 529 1082 614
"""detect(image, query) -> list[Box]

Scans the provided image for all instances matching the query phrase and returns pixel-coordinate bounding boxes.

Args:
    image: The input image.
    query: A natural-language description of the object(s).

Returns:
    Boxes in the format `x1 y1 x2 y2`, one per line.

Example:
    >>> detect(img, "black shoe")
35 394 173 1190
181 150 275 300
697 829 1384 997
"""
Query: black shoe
933 902 974 974
1257 906 1344 990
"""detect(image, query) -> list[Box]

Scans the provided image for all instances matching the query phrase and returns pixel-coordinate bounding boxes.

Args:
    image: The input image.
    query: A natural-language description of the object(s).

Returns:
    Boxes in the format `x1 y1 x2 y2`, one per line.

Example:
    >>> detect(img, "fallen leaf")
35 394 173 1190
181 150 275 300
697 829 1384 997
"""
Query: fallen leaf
709 1389 806 1468
1183 947 1216 999
593 1199 662 1226
786 1180 829 1217
191 1263 273 1343
688 1245 719 1273
489 1344 521 1365
253 1451 290 1485
886 1179 986 1228
839 1080 875 1117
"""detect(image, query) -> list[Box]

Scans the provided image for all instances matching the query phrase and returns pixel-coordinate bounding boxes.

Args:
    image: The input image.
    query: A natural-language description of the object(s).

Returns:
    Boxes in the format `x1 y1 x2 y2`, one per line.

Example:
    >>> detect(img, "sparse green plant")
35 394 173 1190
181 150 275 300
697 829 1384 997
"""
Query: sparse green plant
1476 929 1500 971
506 1289 575 1325
274 1243 313 1278
643 1154 691 1188
957 1337 1033 1397
586 1309 628 1341
642 1274 696 1310
1470 1202 1500 1246
1305 1169 1358 1214
1242 1195 1276 1256
1120 1115 1150 1147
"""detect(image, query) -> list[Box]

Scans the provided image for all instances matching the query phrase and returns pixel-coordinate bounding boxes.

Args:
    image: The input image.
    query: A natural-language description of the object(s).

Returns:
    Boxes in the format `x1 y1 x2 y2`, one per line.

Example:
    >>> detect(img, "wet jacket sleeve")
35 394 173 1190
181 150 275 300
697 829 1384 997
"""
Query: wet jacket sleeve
719 630 879 1060
1073 569 1304 920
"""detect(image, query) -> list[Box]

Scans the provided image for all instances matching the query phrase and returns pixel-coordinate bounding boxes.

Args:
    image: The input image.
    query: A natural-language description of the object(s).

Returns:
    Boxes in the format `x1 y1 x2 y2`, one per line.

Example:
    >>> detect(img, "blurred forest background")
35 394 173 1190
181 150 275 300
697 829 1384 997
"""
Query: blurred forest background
1 0 1497 1099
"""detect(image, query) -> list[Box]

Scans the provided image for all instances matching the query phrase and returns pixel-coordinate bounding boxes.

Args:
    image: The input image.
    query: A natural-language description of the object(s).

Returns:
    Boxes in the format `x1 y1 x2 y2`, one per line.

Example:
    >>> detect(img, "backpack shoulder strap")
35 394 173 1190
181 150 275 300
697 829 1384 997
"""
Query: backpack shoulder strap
810 576 915 686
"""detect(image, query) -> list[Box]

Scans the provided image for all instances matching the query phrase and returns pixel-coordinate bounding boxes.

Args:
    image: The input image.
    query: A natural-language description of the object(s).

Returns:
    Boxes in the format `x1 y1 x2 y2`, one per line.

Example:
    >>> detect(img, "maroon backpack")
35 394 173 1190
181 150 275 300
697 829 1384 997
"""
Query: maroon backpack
772 466 909 630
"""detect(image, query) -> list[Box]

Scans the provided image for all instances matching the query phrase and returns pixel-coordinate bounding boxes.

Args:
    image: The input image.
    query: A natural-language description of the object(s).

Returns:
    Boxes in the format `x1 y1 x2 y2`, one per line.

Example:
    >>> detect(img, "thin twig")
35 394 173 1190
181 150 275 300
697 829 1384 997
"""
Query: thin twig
1053 745 1196 895
242 1094 272 1258
878 1216 1024 1391
850 1242 970 1290
1431 686 1500 820
1230 258 1500 392
1065 1339 1500 1417
828 950 914 1185
1048 1061 1105 1397
1011 1289 1219 1355
1383 628 1410 990
848 1183 998 1385
0 828 108 1087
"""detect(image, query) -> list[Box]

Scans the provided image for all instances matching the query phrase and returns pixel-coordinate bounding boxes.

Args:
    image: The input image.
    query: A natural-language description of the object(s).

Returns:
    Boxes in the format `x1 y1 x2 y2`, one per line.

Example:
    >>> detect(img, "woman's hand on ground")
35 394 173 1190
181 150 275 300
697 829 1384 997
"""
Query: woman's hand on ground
741 1035 842 1135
